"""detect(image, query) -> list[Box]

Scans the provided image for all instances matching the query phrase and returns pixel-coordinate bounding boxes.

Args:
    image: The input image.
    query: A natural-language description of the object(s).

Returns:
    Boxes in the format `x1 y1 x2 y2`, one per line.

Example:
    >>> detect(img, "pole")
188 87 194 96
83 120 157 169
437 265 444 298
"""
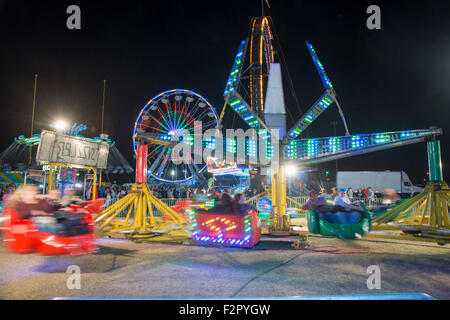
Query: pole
427 140 443 182
83 174 87 200
135 144 148 184
29 74 38 164
93 168 97 200
334 98 350 136
331 120 338 178
48 164 54 191
101 80 106 134
99 80 106 188
43 171 47 194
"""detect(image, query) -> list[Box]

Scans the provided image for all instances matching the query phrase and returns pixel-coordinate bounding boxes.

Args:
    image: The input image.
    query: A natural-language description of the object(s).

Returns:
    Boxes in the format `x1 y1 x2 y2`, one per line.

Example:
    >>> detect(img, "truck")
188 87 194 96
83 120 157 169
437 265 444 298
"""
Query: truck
336 171 423 198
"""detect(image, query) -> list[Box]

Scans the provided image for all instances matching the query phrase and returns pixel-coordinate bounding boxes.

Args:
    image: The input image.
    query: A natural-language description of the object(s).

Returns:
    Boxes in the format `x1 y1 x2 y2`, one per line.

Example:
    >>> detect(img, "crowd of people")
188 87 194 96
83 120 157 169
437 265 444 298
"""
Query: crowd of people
0 183 17 205
310 186 377 202
149 186 201 199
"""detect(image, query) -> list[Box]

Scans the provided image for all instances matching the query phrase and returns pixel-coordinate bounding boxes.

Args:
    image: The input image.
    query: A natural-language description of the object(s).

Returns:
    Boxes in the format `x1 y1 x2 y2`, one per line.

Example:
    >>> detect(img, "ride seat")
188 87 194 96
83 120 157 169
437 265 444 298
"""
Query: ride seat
192 208 261 247
1 208 39 253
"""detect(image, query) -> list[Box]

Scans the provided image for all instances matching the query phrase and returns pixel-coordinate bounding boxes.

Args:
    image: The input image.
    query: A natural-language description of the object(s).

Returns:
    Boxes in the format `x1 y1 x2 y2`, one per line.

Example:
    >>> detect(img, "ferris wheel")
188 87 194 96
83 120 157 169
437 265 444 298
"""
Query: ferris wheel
133 89 218 183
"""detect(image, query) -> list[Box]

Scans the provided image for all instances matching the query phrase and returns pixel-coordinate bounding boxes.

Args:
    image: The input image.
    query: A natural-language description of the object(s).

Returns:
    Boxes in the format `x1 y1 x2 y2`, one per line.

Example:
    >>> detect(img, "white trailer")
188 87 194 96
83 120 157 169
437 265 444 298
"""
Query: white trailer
337 171 423 198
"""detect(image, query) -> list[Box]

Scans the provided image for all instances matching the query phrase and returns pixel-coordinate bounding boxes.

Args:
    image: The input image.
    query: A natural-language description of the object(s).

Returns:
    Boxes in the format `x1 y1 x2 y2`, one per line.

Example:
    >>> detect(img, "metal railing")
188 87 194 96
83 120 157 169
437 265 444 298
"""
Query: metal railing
108 195 382 219
247 196 381 210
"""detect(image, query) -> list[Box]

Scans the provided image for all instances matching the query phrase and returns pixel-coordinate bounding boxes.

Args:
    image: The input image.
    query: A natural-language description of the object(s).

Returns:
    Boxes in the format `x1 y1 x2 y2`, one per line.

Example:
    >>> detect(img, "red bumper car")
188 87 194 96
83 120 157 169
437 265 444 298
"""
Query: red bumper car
1 199 103 256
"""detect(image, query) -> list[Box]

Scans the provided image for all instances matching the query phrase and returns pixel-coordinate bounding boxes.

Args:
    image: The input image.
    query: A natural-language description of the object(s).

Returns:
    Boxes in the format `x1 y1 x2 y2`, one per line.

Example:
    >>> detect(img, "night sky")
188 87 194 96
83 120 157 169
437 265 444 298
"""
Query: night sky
0 0 449 184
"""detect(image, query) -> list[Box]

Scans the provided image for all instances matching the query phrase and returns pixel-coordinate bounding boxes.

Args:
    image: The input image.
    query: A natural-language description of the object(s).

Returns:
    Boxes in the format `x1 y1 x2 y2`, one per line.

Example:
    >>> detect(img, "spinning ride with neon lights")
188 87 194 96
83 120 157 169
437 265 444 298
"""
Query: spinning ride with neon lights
0 124 133 175
221 15 444 239
133 89 218 184
191 206 261 247
98 14 445 244
206 157 246 176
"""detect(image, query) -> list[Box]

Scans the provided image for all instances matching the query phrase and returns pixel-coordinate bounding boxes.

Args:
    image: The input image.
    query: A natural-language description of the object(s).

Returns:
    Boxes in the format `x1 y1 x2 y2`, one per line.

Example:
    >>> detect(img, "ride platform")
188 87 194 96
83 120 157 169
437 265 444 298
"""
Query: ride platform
370 140 449 245
94 145 191 242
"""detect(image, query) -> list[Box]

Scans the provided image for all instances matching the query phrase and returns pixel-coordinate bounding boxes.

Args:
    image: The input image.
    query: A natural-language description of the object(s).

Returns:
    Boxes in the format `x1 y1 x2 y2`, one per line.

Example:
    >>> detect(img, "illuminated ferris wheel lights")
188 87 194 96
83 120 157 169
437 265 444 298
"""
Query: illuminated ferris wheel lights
133 89 218 183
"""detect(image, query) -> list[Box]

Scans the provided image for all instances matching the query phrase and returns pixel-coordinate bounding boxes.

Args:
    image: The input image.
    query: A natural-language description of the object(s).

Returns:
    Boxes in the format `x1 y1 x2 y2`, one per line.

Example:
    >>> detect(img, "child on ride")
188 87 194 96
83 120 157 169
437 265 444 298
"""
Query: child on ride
233 193 255 217
302 191 335 223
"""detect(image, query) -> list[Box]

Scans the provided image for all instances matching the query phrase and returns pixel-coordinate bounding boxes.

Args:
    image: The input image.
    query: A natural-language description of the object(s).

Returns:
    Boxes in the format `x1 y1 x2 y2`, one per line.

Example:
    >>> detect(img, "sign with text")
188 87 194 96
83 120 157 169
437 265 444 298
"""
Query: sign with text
36 130 109 169
59 168 77 183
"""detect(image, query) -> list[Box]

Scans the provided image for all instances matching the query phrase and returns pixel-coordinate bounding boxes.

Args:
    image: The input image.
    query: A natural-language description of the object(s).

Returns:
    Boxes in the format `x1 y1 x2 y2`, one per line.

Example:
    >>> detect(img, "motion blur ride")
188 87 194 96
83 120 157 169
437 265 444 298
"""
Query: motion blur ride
1 199 103 255
96 13 446 244
307 206 371 239
190 206 261 248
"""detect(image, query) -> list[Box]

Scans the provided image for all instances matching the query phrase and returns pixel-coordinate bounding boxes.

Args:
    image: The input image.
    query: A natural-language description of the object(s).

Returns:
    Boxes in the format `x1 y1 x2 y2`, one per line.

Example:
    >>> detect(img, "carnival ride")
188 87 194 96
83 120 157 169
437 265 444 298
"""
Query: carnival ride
133 89 218 184
191 205 262 247
2 199 103 255
368 140 450 244
0 124 133 196
95 14 447 245
307 206 372 240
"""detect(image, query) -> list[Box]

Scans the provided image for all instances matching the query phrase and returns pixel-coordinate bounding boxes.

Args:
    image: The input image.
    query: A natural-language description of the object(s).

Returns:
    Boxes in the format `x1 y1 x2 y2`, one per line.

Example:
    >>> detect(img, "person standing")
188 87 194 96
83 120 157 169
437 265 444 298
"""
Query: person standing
99 185 105 198
347 187 354 201
85 186 91 200
120 188 126 198
330 187 339 200
367 187 375 203
363 187 369 199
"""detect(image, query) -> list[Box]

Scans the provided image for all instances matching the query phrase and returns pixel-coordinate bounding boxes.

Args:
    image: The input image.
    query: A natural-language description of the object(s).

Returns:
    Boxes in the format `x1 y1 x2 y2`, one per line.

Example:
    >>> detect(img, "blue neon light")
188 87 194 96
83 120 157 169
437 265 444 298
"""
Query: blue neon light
224 40 247 96
306 41 333 90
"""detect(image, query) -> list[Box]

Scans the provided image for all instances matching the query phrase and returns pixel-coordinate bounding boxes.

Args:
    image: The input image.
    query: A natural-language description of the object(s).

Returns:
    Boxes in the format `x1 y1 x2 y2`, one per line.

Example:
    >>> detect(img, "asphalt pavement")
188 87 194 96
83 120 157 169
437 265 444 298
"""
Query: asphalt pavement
0 235 449 299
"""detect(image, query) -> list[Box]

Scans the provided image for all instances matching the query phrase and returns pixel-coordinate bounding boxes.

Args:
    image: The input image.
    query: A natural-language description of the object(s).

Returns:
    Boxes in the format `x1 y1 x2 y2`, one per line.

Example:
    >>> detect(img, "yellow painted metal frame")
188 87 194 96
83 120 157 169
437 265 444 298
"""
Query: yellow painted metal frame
43 161 97 200
267 164 291 234
95 183 191 241
370 181 450 243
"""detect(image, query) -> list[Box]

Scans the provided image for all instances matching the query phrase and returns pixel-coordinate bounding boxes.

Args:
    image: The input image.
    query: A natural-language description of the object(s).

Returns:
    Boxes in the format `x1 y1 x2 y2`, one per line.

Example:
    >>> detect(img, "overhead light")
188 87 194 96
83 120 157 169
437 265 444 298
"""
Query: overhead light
285 164 297 176
54 120 67 131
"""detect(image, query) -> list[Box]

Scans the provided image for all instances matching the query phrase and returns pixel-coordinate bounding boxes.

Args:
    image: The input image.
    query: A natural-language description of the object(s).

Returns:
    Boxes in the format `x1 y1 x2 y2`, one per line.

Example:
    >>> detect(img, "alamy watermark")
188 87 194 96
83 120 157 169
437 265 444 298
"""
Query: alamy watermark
168 121 280 175
66 5 81 30
66 265 81 289
366 265 381 289
366 5 381 30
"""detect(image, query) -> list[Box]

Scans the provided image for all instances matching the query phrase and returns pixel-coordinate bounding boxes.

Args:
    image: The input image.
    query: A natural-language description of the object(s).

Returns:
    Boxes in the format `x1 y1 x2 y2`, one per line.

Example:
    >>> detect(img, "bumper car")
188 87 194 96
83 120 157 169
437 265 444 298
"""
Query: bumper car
1 199 103 255
191 206 261 248
307 205 371 239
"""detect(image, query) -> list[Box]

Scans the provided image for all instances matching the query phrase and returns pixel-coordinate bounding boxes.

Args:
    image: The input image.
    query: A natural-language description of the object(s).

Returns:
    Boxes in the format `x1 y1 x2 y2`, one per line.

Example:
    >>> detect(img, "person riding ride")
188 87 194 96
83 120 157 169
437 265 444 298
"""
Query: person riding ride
333 188 363 224
302 191 335 223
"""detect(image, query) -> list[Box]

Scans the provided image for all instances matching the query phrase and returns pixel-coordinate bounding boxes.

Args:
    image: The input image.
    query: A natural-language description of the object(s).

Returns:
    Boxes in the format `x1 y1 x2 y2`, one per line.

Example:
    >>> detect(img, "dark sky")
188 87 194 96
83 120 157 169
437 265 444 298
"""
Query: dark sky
0 0 449 183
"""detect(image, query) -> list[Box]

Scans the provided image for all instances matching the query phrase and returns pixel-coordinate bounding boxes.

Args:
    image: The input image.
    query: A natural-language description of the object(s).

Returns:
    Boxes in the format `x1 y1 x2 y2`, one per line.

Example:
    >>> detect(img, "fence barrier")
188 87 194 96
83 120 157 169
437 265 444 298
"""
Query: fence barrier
106 195 381 219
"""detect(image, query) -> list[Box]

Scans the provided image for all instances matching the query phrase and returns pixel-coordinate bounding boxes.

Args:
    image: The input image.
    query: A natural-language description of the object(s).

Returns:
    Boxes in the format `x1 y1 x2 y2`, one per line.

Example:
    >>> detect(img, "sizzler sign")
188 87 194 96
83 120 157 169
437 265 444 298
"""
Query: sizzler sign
36 130 109 169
